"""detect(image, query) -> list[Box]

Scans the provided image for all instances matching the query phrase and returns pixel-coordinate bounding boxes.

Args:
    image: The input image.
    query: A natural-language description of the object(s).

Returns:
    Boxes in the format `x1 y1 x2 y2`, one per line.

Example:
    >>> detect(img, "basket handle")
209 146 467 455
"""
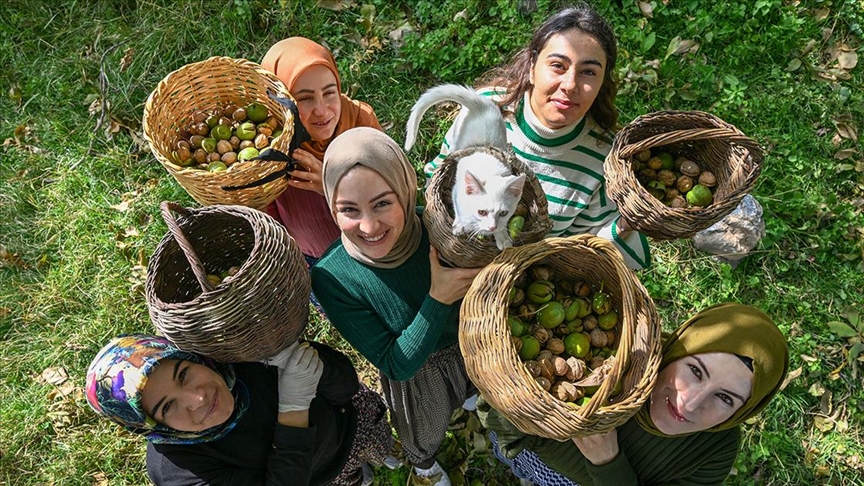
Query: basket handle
618 127 756 159
159 201 214 293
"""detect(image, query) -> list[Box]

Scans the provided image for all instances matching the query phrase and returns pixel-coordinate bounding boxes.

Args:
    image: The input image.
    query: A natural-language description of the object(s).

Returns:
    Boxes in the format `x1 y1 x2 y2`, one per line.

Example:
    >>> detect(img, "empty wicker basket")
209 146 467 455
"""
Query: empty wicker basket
143 56 296 210
146 202 310 362
460 235 662 439
604 110 763 240
423 145 552 268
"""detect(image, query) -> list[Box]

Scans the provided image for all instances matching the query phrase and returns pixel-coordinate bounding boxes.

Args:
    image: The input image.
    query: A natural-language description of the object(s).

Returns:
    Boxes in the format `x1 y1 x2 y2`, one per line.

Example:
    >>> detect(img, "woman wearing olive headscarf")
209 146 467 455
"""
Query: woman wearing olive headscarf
261 37 383 262
311 127 482 485
480 303 789 485
85 335 394 485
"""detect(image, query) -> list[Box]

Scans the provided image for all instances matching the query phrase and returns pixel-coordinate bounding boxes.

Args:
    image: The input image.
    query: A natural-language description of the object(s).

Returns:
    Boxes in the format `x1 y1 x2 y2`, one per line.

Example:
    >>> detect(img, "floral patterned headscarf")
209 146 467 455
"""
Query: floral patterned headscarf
85 334 249 444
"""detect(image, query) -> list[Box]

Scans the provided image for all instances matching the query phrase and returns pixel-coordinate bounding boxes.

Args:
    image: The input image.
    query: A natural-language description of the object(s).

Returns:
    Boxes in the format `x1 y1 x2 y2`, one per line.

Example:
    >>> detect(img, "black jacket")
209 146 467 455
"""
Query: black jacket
146 342 360 486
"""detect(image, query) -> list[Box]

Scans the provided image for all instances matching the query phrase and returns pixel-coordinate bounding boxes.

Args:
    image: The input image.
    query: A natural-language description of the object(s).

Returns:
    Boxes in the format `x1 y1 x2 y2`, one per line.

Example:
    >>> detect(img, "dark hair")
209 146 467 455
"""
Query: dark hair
481 3 619 130
735 354 754 371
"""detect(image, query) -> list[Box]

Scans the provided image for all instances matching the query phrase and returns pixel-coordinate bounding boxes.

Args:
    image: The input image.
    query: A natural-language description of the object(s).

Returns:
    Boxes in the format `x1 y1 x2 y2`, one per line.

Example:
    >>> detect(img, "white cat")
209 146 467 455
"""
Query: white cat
404 84 508 152
451 153 526 250
404 84 525 250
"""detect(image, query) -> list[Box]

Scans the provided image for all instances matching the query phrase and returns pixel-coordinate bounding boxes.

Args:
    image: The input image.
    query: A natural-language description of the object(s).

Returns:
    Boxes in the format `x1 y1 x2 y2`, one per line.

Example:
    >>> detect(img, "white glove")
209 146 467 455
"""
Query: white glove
278 342 323 412
260 340 300 370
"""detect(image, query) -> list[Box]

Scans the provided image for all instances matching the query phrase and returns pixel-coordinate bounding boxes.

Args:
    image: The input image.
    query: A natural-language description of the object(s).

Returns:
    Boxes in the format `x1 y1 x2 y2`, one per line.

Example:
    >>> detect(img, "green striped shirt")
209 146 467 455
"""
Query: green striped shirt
425 88 650 269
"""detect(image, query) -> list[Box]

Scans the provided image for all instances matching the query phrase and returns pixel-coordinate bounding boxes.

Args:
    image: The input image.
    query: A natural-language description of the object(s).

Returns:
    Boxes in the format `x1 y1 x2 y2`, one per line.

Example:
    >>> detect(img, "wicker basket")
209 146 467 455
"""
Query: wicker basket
143 56 296 210
604 110 763 240
145 202 310 362
424 145 552 268
460 235 662 439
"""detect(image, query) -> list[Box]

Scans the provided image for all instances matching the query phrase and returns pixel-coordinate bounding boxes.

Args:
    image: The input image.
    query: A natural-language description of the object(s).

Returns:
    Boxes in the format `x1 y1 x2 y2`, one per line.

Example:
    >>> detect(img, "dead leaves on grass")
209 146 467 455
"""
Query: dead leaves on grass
35 365 83 430
3 123 46 155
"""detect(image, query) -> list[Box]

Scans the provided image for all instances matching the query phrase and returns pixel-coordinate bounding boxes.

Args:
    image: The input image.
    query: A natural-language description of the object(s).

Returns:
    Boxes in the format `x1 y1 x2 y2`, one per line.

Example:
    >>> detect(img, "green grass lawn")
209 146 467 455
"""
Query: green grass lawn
1 0 863 484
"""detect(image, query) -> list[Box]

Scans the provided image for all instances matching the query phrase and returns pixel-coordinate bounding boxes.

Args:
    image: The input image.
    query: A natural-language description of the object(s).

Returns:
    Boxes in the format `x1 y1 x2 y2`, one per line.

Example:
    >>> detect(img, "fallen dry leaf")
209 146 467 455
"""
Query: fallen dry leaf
814 8 830 21
779 366 802 391
836 418 849 433
47 410 72 428
665 36 699 59
316 0 354 11
47 381 76 399
836 123 859 142
40 367 69 386
110 200 131 212
92 472 110 486
119 47 135 72
639 1 654 18
838 50 858 70
813 415 834 432
1 246 30 269
834 148 857 160
820 389 833 414
88 98 105 117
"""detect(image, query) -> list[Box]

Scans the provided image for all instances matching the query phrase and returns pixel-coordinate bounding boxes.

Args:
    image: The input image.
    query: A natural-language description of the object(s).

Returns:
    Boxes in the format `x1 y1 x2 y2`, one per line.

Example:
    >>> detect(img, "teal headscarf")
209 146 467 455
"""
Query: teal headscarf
85 334 250 444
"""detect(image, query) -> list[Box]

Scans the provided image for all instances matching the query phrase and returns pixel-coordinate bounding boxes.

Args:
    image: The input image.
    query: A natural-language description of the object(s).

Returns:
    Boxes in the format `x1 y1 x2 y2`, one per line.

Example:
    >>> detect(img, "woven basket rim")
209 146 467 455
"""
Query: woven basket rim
459 235 662 439
142 56 296 210
145 202 310 362
424 144 552 267
604 110 763 240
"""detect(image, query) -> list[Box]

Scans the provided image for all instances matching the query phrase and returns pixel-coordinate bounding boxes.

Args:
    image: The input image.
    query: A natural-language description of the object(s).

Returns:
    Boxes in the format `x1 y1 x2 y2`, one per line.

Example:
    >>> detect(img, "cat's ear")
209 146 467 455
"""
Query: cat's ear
505 174 527 198
464 170 485 195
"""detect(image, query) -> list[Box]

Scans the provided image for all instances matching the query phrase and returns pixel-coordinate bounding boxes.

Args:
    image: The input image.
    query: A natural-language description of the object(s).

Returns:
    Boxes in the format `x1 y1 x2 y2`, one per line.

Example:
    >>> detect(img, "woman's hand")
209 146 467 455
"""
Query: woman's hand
616 217 632 236
428 246 482 305
277 343 323 413
287 148 324 195
572 429 619 466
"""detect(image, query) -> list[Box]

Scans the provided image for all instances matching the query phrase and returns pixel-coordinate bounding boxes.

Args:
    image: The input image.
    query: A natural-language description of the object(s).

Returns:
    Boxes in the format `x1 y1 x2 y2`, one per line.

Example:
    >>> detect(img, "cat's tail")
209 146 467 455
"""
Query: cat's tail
404 84 501 151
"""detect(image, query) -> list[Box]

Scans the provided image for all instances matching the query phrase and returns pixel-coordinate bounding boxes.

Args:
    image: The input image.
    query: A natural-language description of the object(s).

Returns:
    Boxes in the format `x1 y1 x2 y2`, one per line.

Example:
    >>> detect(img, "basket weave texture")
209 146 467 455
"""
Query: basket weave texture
146 202 310 362
460 235 662 440
143 56 295 210
423 145 552 268
605 110 763 240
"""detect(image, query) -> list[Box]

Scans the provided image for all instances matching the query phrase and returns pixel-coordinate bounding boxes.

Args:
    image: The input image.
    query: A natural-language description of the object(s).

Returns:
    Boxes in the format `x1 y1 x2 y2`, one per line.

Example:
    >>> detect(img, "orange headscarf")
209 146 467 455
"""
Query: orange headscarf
261 37 382 160
261 37 383 259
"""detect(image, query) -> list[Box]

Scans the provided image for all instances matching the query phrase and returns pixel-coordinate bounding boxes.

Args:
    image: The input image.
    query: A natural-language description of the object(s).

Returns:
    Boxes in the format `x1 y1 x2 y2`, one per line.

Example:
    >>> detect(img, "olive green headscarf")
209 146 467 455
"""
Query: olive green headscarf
322 127 422 269
635 302 789 436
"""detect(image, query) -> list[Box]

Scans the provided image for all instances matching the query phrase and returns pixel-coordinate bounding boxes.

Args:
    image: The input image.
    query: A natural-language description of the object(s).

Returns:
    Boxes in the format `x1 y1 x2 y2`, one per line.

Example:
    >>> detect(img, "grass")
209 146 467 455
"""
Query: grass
2 0 863 484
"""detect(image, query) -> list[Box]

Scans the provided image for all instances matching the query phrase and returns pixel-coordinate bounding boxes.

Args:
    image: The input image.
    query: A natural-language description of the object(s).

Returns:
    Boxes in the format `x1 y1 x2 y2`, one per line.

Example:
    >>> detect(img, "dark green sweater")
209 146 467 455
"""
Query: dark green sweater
482 404 740 486
311 218 460 381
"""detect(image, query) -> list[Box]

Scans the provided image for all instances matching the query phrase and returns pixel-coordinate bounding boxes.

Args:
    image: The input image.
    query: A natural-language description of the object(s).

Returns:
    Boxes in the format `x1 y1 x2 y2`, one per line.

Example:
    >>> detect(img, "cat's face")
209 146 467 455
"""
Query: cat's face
459 169 526 234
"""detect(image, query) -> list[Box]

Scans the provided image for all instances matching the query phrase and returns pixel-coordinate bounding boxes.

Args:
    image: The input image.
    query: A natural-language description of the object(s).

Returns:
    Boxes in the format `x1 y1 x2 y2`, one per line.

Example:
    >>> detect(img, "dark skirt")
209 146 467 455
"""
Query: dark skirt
379 343 476 465
330 383 393 485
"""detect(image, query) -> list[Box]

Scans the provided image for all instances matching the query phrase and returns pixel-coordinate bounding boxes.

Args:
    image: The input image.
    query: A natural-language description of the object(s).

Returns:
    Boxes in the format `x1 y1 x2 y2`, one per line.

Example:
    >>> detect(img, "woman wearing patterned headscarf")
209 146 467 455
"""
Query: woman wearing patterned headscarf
85 335 394 485
261 37 383 263
480 303 790 485
311 127 482 486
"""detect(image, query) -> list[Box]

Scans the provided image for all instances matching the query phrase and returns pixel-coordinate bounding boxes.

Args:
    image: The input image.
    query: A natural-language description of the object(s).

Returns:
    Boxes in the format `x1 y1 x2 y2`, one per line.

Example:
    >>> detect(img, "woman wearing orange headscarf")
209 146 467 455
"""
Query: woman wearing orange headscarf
262 37 383 262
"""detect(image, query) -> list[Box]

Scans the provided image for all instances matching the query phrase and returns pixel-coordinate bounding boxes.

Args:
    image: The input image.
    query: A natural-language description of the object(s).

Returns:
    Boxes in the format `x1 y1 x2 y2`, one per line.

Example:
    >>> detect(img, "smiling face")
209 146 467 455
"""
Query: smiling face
140 359 234 432
649 352 753 436
292 64 342 143
528 29 607 129
333 166 406 260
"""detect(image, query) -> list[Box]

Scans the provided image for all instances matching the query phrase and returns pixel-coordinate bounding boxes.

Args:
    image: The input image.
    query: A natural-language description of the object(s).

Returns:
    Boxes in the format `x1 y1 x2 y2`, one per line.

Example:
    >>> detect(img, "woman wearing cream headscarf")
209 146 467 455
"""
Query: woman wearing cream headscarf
480 303 790 485
262 37 383 261
311 127 482 486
